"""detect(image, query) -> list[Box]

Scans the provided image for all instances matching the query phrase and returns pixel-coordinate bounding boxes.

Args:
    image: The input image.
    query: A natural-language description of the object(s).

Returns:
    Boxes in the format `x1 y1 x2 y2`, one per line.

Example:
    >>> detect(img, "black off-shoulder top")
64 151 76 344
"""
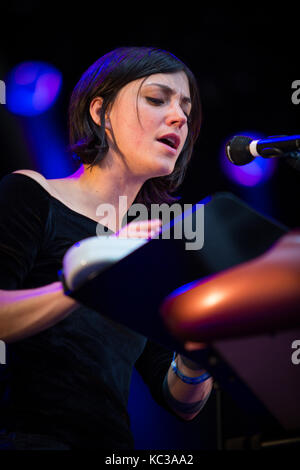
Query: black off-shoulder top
0 173 173 449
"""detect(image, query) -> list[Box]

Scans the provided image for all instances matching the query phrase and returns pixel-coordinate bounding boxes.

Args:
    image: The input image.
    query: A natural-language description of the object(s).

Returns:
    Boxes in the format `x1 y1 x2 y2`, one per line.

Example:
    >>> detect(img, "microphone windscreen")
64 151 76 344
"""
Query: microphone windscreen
225 135 255 166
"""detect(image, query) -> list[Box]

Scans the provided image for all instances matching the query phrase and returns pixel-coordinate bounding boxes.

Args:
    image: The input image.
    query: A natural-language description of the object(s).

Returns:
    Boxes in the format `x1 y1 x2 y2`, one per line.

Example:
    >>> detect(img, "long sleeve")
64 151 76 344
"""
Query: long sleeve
135 339 212 422
135 339 173 408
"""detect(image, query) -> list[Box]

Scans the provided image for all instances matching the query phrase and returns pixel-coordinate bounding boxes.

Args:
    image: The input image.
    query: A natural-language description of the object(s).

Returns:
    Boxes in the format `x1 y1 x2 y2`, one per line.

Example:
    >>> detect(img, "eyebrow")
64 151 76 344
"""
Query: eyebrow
143 82 191 105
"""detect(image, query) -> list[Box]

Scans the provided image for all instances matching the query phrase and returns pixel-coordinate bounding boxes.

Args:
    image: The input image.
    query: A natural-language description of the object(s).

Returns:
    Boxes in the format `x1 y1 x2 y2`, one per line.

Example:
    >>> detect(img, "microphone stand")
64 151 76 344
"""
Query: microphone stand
214 380 224 450
260 146 300 171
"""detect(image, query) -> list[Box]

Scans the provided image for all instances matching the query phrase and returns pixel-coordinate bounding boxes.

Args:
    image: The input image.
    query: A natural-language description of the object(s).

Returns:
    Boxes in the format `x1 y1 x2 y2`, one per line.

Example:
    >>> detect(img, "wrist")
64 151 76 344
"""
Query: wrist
179 354 205 373
171 353 211 385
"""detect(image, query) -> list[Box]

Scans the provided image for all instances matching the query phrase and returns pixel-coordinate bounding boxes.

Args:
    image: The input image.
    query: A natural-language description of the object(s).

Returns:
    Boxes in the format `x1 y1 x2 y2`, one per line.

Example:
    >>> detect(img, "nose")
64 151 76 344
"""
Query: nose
165 102 188 129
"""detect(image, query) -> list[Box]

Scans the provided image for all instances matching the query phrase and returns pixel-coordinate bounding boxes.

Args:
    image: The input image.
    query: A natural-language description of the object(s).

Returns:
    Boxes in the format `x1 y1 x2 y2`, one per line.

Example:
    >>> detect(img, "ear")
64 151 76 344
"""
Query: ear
89 97 112 130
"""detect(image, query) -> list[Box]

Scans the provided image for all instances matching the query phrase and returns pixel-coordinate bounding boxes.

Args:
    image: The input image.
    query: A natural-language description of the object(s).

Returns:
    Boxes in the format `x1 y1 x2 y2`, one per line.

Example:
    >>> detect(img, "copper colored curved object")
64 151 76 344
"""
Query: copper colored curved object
160 230 300 343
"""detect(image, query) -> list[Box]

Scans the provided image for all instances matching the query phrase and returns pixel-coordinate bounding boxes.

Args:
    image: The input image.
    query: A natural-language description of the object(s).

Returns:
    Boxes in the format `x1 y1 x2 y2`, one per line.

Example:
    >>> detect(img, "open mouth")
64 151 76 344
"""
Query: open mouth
157 134 180 150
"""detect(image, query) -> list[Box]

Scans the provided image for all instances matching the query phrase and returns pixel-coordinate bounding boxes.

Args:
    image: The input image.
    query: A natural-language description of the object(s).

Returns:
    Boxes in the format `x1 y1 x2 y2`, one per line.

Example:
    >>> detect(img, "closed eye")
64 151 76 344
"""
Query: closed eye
146 97 164 105
146 97 190 120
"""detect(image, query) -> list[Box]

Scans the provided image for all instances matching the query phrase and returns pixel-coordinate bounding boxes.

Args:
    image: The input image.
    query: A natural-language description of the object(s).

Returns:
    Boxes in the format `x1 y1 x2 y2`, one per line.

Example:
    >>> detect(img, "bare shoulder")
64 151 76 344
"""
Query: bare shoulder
11 169 92 219
11 170 80 211
12 169 52 193
12 169 45 182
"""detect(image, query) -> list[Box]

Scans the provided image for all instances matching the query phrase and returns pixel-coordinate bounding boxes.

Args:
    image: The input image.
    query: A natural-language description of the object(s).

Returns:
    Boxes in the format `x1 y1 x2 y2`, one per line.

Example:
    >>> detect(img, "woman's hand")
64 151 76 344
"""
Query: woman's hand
112 219 162 239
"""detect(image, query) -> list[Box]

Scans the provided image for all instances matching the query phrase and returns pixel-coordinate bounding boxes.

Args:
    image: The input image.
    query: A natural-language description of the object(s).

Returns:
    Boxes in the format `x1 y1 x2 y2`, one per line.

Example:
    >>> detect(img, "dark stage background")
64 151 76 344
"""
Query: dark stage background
0 3 299 450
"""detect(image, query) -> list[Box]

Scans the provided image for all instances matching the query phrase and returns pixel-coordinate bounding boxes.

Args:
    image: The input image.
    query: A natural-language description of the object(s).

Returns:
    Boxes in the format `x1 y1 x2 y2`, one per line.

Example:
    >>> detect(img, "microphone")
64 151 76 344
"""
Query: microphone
225 135 300 170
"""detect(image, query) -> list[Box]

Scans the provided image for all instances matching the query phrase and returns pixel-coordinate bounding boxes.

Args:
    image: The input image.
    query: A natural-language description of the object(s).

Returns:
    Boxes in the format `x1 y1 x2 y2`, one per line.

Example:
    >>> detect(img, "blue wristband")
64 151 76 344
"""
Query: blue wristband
171 352 211 385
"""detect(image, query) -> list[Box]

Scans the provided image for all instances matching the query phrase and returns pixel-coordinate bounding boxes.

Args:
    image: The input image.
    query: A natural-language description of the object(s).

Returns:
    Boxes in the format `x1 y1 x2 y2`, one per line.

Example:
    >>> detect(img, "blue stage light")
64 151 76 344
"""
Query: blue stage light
220 132 278 187
6 61 62 116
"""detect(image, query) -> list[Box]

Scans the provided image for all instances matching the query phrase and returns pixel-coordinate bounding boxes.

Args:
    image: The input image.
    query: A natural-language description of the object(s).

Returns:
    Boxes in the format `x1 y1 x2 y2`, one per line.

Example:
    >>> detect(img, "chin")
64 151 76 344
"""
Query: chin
137 157 176 181
151 161 176 178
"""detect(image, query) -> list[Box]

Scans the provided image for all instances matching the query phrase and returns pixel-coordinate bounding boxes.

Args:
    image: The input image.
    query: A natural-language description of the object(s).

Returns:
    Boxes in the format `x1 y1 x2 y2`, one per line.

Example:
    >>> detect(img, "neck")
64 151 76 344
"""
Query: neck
67 162 145 231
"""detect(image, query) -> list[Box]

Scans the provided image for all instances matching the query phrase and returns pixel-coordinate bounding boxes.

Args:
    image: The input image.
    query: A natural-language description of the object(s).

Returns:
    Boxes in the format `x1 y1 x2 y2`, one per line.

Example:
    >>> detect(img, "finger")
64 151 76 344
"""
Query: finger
114 219 162 238
184 341 208 351
114 230 152 239
129 219 162 229
128 224 161 236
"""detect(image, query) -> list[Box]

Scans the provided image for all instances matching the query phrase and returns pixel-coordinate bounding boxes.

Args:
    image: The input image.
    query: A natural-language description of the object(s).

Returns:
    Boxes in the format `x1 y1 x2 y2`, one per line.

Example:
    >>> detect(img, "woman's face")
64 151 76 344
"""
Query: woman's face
103 71 192 180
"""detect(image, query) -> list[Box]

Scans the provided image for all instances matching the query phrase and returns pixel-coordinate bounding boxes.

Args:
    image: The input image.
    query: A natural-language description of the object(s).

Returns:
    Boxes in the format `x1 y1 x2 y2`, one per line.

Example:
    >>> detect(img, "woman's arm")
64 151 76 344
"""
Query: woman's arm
165 353 213 421
0 282 79 343
0 218 163 344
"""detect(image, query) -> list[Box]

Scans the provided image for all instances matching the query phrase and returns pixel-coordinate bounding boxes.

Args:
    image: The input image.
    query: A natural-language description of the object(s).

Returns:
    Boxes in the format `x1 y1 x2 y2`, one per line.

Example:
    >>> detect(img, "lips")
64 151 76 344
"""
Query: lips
157 133 180 150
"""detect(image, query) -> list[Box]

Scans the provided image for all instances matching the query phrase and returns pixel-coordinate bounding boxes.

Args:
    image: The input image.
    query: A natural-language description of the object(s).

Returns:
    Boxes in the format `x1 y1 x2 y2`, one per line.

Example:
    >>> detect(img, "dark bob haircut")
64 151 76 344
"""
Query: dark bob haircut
68 46 202 207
